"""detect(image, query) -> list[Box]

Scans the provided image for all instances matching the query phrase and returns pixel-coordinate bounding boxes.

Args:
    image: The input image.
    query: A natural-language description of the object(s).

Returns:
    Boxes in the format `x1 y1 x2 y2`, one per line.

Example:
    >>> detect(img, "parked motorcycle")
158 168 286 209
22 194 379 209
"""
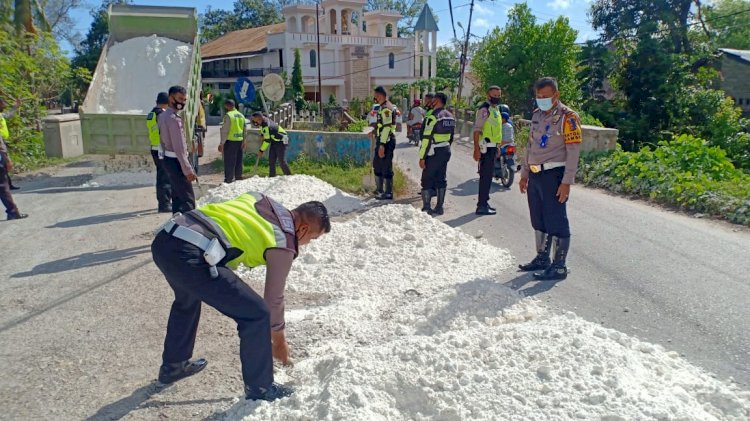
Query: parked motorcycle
409 123 422 146
493 144 516 188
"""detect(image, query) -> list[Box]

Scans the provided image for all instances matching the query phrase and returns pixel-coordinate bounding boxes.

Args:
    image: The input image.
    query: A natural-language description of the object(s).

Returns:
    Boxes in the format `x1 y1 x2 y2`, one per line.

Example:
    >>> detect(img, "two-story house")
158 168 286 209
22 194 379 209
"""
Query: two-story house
200 0 439 105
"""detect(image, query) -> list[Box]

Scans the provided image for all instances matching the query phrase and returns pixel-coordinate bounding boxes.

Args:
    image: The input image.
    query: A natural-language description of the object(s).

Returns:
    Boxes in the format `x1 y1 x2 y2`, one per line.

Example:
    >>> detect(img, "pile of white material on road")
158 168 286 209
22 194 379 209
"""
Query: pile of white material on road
198 175 364 215
93 35 191 114
80 171 155 188
221 203 749 420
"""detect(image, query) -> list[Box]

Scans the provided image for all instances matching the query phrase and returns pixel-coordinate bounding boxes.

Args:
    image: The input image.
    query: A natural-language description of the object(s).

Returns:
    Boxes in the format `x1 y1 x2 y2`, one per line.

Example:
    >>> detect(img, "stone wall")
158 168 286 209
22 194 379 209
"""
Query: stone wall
245 127 373 164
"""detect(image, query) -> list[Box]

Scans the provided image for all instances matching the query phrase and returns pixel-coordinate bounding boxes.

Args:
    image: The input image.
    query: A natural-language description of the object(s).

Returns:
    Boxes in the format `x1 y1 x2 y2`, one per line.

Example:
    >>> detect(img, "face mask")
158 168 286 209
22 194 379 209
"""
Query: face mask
536 98 554 111
172 97 185 111
489 97 501 105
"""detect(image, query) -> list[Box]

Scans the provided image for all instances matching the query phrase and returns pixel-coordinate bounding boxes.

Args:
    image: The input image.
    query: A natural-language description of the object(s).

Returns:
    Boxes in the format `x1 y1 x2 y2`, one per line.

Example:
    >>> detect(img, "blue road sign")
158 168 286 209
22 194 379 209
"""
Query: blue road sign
234 77 256 104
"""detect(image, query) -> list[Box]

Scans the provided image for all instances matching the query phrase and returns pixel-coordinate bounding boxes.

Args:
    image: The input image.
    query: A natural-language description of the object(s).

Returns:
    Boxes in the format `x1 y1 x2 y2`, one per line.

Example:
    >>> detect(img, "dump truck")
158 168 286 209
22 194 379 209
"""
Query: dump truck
80 4 202 156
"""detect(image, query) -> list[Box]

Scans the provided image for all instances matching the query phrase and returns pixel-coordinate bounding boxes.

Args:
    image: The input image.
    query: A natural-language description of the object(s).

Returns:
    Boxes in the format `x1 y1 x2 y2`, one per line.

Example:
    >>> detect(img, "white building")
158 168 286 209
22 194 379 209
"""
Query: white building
200 0 439 104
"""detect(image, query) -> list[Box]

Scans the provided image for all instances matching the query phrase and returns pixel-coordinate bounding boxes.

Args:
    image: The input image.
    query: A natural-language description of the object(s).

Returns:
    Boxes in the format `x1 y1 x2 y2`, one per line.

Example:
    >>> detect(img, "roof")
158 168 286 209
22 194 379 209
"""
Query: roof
201 23 285 59
720 48 750 64
414 4 438 32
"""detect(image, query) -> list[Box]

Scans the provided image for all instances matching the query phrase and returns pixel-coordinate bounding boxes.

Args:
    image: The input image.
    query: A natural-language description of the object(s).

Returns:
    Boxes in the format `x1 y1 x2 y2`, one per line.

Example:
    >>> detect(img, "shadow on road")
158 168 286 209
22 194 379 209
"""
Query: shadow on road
25 185 150 194
443 211 481 228
46 210 155 229
14 174 94 191
86 382 171 421
504 272 563 297
12 245 151 278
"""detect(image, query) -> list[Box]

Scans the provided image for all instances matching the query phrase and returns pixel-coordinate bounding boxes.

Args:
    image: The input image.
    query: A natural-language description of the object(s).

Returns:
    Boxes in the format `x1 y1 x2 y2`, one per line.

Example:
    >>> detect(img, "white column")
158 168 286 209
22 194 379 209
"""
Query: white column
431 31 438 79
414 30 420 77
421 31 429 79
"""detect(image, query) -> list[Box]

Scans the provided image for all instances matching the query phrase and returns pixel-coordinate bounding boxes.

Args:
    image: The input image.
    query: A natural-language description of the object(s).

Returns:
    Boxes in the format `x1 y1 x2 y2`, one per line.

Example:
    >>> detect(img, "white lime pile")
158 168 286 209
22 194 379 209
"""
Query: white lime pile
93 35 191 114
221 204 749 420
198 175 365 215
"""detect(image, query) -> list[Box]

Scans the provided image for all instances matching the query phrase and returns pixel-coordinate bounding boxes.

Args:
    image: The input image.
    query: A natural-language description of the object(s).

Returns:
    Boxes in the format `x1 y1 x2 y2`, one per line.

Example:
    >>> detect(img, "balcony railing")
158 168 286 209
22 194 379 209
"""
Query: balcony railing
201 68 283 79
286 32 410 48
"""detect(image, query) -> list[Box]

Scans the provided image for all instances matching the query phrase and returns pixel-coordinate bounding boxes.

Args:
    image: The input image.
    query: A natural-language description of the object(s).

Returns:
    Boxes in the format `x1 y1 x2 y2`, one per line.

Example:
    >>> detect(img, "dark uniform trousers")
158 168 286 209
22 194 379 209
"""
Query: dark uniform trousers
0 162 19 217
527 167 570 238
373 138 396 179
151 231 274 388
163 157 195 214
150 150 172 209
477 148 496 207
421 147 451 191
268 142 291 177
222 141 244 183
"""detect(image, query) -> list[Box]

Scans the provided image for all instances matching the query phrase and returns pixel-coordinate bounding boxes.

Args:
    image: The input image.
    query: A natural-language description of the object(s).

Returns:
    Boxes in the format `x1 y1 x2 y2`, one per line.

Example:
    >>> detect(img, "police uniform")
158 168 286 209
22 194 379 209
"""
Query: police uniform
373 100 396 199
0 134 25 219
258 117 291 177
158 107 196 214
519 101 582 280
1 106 19 190
220 109 247 183
152 192 298 399
147 107 172 212
473 102 503 213
419 107 455 215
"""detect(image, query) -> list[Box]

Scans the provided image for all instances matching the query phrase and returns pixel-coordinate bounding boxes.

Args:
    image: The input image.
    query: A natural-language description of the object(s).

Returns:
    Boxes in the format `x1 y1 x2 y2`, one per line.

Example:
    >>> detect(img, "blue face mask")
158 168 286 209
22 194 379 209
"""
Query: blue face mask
536 97 554 111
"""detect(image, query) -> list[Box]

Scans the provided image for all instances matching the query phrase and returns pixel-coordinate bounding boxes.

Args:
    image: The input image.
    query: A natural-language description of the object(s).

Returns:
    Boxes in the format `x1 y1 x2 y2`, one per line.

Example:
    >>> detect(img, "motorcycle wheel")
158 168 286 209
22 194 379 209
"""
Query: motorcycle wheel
501 166 514 188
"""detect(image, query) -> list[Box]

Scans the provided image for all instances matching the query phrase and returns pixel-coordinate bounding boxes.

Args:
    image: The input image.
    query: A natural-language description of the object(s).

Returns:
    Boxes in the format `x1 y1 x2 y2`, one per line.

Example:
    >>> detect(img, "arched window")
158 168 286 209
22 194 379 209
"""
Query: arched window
385 23 393 37
310 50 317 68
388 53 395 69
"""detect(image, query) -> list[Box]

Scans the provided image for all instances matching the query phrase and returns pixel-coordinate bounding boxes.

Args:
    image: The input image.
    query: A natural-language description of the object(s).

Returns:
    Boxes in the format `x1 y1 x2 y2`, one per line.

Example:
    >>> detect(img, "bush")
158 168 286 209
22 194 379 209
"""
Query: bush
345 119 368 132
579 111 604 127
578 134 750 225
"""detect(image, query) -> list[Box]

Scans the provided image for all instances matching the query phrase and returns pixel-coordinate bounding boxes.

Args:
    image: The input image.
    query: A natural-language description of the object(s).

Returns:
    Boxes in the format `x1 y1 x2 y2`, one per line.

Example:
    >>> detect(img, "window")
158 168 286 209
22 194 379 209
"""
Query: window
386 23 393 38
218 83 230 90
388 53 395 69
362 20 367 32
310 50 317 68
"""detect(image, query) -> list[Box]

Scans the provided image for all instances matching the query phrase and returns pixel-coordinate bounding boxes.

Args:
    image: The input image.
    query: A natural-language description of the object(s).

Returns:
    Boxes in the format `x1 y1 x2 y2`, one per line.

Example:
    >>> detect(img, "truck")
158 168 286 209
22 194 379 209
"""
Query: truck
80 4 202 157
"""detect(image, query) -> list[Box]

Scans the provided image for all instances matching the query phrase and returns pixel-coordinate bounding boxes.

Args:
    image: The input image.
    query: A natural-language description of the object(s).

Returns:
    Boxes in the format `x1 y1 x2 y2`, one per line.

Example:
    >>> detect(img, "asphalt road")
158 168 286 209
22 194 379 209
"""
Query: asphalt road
394 131 750 387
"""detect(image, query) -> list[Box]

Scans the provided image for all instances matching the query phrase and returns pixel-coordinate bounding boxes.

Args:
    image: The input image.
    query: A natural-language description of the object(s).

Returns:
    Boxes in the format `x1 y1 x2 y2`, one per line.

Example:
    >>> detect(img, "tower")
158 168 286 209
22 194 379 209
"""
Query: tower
413 4 439 94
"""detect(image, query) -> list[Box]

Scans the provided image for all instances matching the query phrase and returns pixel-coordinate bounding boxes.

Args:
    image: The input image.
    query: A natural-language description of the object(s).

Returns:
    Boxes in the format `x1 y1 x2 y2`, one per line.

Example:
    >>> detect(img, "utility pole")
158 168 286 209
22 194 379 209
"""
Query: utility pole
316 1 323 114
456 0 475 111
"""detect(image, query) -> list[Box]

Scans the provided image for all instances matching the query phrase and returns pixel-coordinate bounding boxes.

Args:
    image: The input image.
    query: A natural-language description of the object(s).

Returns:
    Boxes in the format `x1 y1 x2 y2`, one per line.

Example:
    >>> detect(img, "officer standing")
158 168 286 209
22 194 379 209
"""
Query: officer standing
158 86 197 214
473 86 504 215
151 193 330 401
253 112 291 177
519 77 582 281
218 100 247 183
372 86 396 200
0 132 27 220
146 92 172 212
418 92 455 215
0 98 21 190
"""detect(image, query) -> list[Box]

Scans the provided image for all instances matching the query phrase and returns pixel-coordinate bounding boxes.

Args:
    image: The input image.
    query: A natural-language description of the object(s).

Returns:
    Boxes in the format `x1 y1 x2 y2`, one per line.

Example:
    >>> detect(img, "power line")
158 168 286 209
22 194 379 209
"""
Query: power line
317 54 417 81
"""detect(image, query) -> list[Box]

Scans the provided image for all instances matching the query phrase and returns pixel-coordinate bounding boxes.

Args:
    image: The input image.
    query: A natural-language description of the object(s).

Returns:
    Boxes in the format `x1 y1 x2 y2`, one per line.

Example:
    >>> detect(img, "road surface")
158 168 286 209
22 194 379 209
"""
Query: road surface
394 131 750 387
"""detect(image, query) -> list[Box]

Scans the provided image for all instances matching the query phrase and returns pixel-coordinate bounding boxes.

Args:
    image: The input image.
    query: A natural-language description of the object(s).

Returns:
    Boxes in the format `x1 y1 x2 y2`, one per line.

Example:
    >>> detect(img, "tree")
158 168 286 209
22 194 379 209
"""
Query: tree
471 4 580 117
436 45 459 80
14 0 35 34
71 1 130 73
39 0 86 46
704 0 750 49
291 48 304 112
200 0 283 43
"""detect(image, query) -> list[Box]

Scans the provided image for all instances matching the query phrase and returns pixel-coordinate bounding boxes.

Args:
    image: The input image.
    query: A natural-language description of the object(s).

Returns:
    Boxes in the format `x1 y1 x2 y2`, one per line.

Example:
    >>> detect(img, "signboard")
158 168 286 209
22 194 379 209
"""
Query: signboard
234 77 256 104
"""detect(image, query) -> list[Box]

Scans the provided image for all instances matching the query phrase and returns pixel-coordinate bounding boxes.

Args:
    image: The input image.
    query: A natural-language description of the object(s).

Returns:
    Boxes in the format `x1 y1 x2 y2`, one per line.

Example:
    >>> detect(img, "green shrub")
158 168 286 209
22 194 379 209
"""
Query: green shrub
579 111 604 127
346 119 368 133
578 134 750 225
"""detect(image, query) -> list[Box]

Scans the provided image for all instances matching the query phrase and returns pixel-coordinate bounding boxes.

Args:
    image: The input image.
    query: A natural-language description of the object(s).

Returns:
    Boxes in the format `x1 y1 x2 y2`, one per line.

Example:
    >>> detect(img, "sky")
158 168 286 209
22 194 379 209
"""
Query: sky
64 0 599 55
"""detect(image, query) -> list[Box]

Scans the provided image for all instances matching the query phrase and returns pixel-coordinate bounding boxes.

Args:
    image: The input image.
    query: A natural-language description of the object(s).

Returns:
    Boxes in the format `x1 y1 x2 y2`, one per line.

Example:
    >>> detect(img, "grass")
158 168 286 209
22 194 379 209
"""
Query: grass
212 153 408 196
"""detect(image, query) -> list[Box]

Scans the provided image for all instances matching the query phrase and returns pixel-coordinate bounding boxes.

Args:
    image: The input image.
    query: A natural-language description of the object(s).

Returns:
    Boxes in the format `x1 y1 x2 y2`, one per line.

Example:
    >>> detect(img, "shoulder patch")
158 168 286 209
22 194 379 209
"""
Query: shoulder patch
383 109 391 117
563 114 583 144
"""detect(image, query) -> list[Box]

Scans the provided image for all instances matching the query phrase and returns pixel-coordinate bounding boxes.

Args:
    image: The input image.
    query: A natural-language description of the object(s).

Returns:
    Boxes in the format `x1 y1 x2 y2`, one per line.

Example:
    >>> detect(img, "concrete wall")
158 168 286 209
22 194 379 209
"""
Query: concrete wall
721 55 750 117
246 127 373 164
43 114 84 158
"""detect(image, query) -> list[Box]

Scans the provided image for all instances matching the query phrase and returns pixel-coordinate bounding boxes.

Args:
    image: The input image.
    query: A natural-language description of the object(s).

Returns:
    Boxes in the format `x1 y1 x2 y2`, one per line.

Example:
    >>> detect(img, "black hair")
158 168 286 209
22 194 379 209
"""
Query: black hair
374 86 387 96
251 111 264 118
168 85 186 96
224 99 236 106
534 77 558 92
434 92 448 106
294 201 331 233
156 92 169 104
425 92 435 98
487 85 501 93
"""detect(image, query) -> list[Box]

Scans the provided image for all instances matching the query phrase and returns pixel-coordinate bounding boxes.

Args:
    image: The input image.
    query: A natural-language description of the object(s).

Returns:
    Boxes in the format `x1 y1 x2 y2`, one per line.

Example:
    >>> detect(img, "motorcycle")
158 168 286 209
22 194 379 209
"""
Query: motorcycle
409 123 422 146
493 144 516 188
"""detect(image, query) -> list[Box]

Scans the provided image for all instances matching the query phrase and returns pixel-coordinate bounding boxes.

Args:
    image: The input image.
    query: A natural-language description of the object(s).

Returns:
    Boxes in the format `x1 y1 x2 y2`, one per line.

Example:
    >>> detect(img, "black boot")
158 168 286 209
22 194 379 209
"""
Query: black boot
246 382 294 401
7 211 28 220
8 175 19 190
374 176 384 196
432 188 446 215
158 358 208 384
377 178 393 200
475 206 496 215
534 236 570 281
420 189 433 214
519 231 551 271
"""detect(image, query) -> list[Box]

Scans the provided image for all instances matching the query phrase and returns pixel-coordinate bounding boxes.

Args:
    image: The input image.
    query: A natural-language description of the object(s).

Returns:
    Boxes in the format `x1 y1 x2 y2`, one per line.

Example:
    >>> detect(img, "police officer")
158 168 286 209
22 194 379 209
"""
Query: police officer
253 112 291 177
372 86 396 200
423 93 435 120
519 77 582 281
1 98 20 190
218 100 247 183
147 92 172 212
158 85 197 214
151 193 330 401
0 131 26 220
419 92 455 215
473 86 504 215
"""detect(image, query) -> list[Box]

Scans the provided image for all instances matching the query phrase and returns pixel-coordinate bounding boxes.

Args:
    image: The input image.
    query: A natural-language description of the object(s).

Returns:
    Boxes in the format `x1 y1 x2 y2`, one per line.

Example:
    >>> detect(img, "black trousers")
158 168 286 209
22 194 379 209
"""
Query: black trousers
151 232 274 388
222 141 245 183
373 138 396 179
527 167 570 238
150 150 172 210
268 142 291 177
421 147 451 191
477 147 496 207
0 163 19 217
162 157 195 214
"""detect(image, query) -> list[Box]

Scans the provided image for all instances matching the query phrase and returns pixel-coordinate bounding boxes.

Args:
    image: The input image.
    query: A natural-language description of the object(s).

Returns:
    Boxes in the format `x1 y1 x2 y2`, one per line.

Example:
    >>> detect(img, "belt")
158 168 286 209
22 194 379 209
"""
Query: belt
151 145 160 151
162 218 226 278
432 141 450 148
529 162 565 173
164 150 177 158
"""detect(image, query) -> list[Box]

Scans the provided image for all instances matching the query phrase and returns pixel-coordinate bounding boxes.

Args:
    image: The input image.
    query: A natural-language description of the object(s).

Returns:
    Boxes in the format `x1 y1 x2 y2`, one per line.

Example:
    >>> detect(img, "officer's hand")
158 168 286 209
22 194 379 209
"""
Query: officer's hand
241 141 247 151
557 183 571 203
496 148 501 158
271 330 292 366
378 145 385 158
5 159 13 172
519 177 528 194
473 148 481 162
218 144 224 153
419 159 426 169
256 150 263 158
186 173 198 182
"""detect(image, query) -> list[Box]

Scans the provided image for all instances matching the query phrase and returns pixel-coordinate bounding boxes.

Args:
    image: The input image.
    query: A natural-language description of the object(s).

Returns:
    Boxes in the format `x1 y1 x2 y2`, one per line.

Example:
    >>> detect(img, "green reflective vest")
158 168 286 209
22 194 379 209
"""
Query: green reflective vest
481 104 503 144
0 115 9 139
226 110 246 141
146 111 160 147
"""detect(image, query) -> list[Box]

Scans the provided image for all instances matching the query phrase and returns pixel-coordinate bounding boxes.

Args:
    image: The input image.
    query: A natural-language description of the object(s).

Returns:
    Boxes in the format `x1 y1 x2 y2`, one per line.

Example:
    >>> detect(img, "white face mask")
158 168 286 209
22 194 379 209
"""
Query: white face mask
536 97 554 111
